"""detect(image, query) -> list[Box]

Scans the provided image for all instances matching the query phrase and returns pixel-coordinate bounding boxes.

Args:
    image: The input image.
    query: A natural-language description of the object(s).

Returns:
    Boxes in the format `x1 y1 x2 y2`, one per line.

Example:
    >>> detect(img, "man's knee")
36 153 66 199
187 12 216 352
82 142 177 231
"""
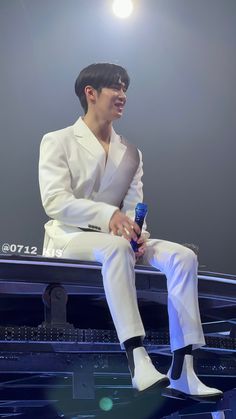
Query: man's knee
109 235 133 252
104 235 135 260
174 246 198 271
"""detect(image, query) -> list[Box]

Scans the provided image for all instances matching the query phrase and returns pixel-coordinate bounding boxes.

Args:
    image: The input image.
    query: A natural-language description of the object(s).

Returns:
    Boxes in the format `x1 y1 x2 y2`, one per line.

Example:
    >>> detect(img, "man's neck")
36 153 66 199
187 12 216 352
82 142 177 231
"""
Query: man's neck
83 113 112 144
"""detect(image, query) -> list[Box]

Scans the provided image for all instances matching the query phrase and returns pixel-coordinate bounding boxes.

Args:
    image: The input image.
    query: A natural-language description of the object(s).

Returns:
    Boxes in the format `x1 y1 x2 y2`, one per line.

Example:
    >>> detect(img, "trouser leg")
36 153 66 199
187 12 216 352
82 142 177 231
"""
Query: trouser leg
142 239 223 400
143 239 206 351
62 232 145 344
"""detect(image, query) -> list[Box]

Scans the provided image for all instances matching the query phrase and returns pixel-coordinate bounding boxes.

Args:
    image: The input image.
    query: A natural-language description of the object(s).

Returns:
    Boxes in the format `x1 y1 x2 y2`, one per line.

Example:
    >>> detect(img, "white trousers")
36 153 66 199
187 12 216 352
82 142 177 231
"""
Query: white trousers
61 233 206 352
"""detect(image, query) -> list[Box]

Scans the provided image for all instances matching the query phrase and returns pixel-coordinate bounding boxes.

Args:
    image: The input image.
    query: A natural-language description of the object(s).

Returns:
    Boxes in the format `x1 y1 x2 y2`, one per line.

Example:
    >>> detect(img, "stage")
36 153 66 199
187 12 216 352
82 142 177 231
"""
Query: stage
0 255 235 418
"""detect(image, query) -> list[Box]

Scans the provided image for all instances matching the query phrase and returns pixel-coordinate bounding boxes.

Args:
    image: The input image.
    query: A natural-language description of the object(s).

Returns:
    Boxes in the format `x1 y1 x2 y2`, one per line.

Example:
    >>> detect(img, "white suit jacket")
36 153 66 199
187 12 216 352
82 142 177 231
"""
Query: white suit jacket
39 117 149 253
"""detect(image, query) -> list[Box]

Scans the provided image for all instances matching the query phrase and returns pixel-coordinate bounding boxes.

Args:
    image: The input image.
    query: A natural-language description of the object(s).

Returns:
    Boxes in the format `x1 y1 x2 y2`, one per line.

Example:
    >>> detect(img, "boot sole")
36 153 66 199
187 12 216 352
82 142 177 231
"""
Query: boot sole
134 377 170 397
162 387 223 403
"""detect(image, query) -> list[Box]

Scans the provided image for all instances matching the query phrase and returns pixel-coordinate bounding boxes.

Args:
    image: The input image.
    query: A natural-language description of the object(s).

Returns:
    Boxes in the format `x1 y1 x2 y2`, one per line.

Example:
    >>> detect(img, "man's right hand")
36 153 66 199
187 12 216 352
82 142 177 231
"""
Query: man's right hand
109 210 140 242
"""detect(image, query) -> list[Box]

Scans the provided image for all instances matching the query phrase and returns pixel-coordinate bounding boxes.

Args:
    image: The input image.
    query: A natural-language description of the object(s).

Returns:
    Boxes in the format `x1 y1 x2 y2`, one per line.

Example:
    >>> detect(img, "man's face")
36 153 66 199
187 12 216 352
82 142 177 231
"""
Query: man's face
92 81 127 121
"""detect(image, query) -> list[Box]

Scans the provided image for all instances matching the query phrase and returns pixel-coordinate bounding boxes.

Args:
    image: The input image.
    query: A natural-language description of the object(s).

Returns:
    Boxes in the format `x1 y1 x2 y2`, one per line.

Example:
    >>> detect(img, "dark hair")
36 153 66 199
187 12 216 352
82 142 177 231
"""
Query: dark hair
75 63 130 113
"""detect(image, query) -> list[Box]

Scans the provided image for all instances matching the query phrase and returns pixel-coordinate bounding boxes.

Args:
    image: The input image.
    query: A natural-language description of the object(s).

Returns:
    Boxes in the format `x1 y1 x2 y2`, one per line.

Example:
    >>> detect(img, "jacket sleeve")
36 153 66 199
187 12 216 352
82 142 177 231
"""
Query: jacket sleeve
38 134 118 232
121 150 150 239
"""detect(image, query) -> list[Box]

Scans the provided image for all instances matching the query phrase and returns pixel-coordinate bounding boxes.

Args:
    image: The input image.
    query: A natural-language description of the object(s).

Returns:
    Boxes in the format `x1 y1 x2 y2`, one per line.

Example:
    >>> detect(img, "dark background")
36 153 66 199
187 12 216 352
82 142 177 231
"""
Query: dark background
0 0 235 274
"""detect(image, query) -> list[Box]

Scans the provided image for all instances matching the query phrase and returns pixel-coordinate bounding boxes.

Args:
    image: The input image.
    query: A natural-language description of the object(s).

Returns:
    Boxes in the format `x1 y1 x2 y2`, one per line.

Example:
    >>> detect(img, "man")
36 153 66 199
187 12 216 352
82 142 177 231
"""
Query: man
39 63 222 401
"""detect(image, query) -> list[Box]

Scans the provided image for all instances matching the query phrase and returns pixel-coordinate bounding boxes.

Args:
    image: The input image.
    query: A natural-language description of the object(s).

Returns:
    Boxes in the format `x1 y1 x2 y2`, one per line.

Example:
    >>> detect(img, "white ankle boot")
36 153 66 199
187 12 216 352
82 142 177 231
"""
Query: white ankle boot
131 347 169 392
164 354 223 401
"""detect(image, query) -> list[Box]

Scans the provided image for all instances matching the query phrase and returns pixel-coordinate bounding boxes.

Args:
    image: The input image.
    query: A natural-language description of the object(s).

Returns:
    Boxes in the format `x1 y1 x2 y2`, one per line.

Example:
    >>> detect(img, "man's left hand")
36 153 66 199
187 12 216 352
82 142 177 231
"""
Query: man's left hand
135 236 147 261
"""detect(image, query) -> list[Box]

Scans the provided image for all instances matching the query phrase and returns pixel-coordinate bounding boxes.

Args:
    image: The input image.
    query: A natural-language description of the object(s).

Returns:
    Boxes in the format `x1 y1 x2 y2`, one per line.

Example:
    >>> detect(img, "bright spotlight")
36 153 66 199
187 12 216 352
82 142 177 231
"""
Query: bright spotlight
112 0 134 19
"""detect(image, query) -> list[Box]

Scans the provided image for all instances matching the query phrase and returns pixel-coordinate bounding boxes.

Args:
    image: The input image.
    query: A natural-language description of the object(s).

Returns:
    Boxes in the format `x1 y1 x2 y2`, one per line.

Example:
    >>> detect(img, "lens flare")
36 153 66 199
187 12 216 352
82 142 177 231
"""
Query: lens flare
99 396 113 411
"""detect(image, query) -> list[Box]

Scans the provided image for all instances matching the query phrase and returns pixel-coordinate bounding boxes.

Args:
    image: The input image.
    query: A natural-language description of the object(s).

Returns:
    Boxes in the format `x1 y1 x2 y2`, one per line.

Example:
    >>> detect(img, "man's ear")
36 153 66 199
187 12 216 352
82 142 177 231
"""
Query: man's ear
84 85 97 105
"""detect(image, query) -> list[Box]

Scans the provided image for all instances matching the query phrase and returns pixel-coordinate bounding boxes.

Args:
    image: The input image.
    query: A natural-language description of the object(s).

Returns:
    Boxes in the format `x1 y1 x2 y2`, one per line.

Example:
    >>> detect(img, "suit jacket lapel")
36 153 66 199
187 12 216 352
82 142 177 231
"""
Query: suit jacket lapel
73 117 127 192
73 117 105 164
98 128 126 192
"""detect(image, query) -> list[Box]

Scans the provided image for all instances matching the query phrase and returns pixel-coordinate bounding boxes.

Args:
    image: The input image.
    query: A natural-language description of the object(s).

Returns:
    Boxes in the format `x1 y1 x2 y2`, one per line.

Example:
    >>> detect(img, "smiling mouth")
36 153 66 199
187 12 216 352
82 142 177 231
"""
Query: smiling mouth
115 103 125 111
